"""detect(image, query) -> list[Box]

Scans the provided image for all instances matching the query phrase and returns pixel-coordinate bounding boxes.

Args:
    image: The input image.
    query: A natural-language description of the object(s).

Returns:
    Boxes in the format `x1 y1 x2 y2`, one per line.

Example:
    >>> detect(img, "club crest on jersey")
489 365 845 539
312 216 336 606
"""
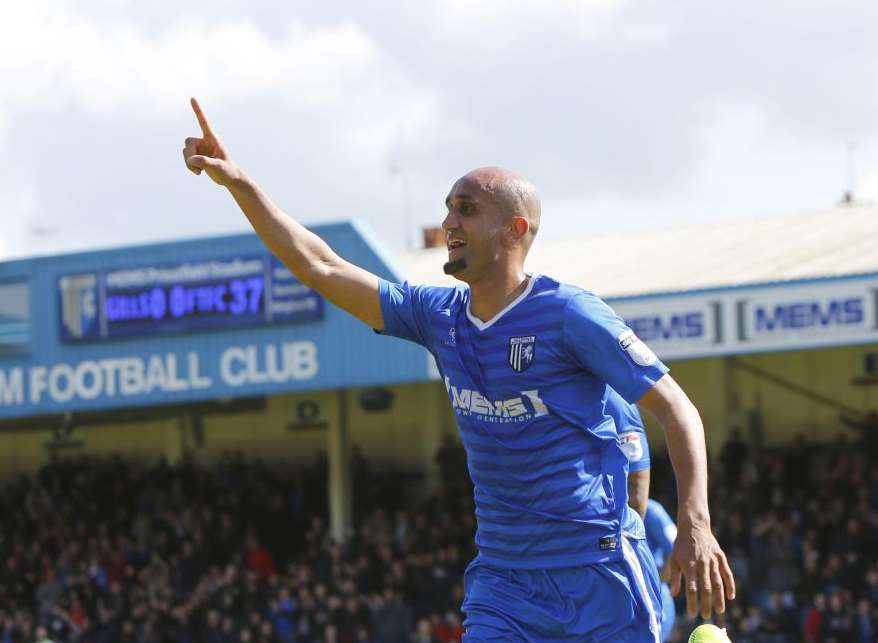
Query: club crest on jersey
508 335 536 372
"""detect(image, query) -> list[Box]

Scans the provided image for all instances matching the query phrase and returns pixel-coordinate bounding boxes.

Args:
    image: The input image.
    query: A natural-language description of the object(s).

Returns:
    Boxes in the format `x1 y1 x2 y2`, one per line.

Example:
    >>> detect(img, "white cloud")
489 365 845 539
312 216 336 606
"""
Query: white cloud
0 1 378 117
0 181 42 260
432 0 630 44
435 0 623 23
0 0 876 263
0 0 442 260
859 171 878 203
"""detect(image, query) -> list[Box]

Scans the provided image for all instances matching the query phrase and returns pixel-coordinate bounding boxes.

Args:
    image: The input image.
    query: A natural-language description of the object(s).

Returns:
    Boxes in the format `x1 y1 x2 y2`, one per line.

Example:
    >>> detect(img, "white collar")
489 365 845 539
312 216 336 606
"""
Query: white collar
466 274 538 331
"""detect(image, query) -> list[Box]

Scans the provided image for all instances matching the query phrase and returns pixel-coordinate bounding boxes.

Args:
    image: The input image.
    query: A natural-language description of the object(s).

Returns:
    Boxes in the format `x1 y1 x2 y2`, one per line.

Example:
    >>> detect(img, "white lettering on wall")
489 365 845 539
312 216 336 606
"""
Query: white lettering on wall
0 368 24 406
1 341 321 413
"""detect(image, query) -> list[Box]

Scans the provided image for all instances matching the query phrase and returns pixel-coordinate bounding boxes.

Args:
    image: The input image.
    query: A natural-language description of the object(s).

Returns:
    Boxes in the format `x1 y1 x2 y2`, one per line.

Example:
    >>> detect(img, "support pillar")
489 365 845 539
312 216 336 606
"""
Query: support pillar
327 389 352 543
721 356 742 452
415 385 444 495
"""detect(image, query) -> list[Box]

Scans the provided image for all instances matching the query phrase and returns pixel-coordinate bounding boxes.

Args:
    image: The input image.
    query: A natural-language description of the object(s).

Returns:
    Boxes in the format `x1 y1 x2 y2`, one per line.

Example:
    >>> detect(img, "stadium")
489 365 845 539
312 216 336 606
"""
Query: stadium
1 196 876 642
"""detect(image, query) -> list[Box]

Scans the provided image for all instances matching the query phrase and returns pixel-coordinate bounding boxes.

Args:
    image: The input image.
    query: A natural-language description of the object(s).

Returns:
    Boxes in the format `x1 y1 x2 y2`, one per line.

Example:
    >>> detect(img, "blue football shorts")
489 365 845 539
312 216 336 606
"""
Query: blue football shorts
462 535 662 643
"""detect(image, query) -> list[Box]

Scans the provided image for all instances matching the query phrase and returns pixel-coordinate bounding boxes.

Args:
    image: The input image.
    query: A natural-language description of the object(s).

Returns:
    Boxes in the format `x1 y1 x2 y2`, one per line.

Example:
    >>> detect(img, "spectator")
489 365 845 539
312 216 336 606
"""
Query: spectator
855 598 875 643
245 534 277 580
433 611 464 643
720 427 749 484
372 590 413 642
410 617 438 643
34 625 54 643
434 434 468 501
824 592 855 641
803 593 826 642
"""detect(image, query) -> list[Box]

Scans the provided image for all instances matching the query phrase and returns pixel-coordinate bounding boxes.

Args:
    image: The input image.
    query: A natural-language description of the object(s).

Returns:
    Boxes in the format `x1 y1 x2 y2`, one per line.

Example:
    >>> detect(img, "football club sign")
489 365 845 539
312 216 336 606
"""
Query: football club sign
508 335 536 372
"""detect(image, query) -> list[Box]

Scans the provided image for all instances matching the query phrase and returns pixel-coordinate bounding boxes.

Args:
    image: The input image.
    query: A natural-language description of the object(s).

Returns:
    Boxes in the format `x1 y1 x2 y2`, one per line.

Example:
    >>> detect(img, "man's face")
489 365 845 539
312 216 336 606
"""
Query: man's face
441 177 507 282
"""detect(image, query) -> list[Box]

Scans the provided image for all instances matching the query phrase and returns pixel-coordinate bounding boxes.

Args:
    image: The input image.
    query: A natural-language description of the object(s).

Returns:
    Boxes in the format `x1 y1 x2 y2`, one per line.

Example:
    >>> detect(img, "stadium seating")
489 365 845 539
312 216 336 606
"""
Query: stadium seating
0 431 875 643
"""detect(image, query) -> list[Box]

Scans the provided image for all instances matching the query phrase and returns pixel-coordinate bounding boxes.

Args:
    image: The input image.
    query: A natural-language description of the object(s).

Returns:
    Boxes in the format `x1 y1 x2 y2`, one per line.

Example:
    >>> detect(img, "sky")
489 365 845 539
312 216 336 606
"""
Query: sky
1 0 876 261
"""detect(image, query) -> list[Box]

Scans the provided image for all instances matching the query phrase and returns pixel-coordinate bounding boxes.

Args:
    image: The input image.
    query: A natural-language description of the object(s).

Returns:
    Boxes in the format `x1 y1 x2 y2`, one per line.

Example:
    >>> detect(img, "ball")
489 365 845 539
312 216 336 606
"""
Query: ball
688 624 731 643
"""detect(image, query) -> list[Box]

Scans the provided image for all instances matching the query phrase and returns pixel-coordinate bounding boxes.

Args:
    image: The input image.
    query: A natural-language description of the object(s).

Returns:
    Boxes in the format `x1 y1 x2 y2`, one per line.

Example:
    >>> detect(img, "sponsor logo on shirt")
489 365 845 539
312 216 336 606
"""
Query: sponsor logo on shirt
617 329 658 367
599 536 618 551
444 377 548 423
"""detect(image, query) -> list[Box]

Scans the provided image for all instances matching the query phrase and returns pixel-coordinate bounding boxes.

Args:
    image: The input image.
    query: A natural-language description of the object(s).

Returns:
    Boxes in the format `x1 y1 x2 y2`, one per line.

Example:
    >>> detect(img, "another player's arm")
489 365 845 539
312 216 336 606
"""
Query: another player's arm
638 375 736 619
658 558 672 583
617 402 650 520
652 502 679 584
627 469 649 520
182 98 383 330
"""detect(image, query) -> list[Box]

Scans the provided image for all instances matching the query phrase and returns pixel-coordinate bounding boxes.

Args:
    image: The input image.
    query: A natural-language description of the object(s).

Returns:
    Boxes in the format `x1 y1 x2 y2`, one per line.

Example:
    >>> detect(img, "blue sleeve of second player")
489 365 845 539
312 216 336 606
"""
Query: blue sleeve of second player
620 426 650 472
376 280 430 347
646 499 677 554
614 399 651 472
563 291 669 403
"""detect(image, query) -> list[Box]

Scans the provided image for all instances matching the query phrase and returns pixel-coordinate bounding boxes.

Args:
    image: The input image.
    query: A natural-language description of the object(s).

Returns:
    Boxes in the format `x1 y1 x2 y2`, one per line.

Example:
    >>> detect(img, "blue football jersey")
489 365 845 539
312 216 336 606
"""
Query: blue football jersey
644 499 677 572
607 389 651 473
377 274 669 569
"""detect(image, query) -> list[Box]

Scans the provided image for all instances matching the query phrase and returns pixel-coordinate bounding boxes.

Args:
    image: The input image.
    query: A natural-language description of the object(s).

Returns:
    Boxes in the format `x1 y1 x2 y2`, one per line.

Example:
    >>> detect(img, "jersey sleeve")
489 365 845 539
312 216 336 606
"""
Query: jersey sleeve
646 499 677 552
618 408 651 473
563 291 669 403
376 280 433 348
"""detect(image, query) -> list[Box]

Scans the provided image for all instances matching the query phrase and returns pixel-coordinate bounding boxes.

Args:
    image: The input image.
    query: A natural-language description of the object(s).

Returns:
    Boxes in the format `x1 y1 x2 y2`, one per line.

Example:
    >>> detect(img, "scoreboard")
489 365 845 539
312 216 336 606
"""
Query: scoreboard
58 255 323 343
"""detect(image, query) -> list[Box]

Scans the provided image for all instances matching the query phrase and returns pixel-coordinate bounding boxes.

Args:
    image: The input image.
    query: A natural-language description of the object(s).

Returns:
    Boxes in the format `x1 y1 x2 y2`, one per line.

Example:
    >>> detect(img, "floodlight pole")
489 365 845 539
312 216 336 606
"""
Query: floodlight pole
847 141 858 198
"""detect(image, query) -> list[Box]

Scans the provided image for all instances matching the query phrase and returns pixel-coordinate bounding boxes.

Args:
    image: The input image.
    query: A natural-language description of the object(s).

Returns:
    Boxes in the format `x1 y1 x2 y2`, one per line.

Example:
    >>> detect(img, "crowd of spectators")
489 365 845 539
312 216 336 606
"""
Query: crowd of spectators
0 450 472 643
1 425 877 643
652 429 878 642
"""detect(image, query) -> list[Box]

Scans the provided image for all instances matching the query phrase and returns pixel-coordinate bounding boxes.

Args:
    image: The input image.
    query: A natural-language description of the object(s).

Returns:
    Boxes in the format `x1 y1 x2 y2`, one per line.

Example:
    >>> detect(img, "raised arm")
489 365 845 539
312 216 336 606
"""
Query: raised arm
638 374 736 619
182 98 384 330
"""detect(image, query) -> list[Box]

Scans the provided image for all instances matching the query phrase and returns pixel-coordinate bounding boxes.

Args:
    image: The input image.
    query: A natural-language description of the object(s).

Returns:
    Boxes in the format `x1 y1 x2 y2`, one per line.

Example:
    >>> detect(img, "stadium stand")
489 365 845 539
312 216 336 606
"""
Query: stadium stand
0 426 875 643
0 447 472 643
650 430 878 642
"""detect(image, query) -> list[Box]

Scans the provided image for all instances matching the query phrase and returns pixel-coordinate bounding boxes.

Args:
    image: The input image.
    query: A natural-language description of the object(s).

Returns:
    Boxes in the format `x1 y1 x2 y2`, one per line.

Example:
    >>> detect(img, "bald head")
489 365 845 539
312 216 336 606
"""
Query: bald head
456 167 541 243
442 167 542 279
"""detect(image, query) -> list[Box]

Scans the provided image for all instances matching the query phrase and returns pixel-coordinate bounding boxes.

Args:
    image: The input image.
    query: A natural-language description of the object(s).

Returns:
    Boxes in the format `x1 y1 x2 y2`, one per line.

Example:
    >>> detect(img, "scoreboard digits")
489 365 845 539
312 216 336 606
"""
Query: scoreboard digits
58 256 322 343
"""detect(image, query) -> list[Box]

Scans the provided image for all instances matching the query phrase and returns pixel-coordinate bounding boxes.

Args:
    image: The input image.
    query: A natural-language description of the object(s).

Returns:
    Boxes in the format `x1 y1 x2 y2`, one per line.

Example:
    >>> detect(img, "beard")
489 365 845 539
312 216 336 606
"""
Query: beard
443 256 468 275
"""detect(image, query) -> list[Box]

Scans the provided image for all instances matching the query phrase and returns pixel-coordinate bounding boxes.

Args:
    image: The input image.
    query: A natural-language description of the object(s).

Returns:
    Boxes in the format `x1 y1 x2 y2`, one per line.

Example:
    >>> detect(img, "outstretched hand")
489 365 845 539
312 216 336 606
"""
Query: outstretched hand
669 521 736 619
183 98 238 186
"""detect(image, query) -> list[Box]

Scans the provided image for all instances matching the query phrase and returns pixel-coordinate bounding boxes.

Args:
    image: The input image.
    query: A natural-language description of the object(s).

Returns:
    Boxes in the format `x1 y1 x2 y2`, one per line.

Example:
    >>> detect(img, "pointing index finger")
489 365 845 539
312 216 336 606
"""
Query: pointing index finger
190 97 216 138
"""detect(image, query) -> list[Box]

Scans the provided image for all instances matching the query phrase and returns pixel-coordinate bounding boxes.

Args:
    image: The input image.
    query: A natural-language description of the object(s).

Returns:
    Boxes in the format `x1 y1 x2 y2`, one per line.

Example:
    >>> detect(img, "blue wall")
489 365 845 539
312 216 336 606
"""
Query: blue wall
0 223 429 419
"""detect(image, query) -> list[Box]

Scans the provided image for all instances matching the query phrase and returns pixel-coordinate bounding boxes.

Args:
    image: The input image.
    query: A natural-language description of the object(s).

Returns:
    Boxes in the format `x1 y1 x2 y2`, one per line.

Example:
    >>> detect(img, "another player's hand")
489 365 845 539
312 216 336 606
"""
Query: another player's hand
183 98 239 186
669 521 735 620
